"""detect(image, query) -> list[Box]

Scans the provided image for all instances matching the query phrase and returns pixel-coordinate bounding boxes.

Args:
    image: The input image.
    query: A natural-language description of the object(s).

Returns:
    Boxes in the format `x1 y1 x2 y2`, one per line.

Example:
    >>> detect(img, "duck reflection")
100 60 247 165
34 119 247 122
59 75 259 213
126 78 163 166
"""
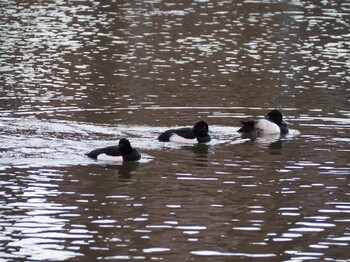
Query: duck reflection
182 143 211 167
101 161 140 178
186 143 211 154
240 133 284 151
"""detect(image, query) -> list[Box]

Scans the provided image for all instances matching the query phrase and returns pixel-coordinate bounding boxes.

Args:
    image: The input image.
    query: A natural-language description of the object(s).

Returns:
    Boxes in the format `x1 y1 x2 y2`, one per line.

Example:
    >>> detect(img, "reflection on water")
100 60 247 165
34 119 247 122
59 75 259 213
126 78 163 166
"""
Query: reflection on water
1 0 349 261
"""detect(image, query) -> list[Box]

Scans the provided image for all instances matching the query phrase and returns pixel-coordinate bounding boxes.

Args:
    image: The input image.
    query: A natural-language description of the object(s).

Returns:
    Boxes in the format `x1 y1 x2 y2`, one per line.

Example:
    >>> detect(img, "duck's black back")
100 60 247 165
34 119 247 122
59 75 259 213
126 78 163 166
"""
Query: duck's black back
86 146 121 159
237 120 255 133
158 127 195 142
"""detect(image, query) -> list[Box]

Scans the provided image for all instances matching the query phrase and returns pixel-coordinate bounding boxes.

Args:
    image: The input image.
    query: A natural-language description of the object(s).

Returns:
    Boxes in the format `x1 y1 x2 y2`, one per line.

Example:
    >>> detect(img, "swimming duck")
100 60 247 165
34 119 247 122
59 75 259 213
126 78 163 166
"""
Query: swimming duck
238 110 289 135
158 120 211 144
86 138 141 162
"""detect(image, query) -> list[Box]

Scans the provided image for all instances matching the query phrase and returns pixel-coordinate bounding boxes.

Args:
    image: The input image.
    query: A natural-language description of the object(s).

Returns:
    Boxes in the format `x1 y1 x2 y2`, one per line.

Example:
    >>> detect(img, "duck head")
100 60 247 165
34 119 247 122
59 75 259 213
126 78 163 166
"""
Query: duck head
192 121 209 137
265 110 288 126
119 138 133 154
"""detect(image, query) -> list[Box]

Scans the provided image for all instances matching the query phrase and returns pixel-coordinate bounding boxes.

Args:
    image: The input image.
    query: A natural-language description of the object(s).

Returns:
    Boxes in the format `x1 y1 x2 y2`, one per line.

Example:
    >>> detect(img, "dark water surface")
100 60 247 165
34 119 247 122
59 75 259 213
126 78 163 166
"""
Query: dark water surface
1 0 349 261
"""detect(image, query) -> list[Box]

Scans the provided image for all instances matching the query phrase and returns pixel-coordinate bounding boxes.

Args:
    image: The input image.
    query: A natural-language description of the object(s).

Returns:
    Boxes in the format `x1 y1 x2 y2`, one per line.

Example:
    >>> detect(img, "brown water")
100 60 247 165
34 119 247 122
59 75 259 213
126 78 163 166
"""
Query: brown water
1 0 349 261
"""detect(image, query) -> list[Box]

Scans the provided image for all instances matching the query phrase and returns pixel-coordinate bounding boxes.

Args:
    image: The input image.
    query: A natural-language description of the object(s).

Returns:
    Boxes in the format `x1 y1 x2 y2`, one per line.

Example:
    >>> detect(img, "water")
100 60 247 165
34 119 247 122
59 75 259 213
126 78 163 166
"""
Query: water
1 0 349 261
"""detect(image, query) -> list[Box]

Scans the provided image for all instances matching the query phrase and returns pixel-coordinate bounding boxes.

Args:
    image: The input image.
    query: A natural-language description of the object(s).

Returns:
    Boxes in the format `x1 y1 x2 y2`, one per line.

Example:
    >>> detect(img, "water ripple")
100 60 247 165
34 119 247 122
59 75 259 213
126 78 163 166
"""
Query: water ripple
1 0 349 261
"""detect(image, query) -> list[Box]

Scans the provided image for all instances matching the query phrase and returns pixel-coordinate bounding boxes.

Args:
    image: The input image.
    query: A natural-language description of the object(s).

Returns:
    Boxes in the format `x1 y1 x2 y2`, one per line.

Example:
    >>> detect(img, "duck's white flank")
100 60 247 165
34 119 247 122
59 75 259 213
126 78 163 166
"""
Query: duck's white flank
169 134 198 144
97 153 124 162
255 119 280 134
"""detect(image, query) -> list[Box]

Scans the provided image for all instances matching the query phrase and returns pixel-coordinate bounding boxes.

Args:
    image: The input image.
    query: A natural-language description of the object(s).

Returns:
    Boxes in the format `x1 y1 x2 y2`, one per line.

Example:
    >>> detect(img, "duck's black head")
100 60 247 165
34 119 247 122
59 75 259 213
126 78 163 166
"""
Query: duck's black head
266 110 283 123
119 138 133 154
192 121 209 137
266 110 288 126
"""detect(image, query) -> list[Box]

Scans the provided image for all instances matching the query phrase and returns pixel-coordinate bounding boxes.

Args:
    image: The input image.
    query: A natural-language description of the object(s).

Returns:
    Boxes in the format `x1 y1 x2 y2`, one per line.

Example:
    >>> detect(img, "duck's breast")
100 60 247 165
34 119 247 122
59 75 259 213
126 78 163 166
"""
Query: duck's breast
255 119 280 135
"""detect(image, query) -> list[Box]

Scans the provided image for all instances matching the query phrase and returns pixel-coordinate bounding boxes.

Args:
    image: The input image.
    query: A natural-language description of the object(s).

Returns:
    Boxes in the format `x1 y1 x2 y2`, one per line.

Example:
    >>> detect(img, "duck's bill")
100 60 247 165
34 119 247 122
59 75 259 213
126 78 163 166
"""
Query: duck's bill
281 119 289 126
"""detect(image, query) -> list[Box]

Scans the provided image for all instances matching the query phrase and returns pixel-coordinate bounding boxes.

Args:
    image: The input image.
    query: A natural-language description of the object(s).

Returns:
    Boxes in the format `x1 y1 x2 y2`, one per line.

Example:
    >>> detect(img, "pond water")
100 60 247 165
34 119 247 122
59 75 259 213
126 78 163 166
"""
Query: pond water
1 0 349 261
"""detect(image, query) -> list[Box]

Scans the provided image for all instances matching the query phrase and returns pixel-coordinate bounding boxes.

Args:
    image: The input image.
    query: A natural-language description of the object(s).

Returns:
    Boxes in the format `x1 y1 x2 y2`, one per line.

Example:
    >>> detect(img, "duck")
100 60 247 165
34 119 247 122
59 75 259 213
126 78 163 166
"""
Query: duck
238 110 289 135
86 138 141 162
158 120 211 144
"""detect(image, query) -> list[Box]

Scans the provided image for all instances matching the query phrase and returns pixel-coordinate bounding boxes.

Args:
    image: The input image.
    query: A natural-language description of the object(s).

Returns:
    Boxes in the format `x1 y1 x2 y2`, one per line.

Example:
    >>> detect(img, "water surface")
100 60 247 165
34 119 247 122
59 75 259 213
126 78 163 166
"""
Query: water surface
1 0 349 261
